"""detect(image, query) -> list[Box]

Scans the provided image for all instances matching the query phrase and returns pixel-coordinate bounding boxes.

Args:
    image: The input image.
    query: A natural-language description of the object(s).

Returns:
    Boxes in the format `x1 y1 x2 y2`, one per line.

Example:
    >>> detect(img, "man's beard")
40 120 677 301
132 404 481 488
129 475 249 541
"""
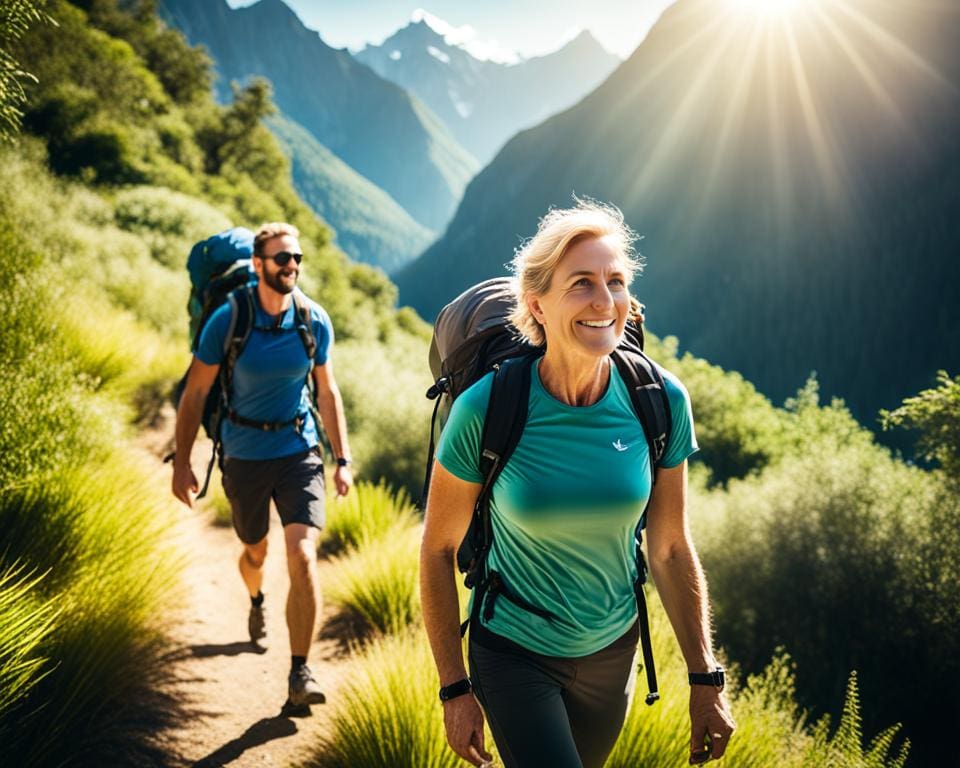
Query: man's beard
262 267 296 295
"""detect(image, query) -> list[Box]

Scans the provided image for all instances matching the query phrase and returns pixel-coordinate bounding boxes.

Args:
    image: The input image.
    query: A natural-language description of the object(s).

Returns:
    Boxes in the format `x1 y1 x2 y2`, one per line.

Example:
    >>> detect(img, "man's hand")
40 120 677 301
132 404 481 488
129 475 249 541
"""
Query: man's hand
333 464 353 497
172 461 199 508
689 686 736 764
442 695 492 767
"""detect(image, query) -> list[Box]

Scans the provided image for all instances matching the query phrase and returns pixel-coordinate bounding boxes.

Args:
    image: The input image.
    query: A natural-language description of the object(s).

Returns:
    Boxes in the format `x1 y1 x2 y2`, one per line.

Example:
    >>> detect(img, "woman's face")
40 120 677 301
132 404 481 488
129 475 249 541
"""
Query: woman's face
528 235 630 361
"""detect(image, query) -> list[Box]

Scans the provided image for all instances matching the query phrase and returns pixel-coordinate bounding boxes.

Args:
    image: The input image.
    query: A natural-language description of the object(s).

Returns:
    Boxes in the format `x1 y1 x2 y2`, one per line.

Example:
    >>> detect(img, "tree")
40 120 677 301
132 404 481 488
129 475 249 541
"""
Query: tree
881 370 960 482
0 0 54 142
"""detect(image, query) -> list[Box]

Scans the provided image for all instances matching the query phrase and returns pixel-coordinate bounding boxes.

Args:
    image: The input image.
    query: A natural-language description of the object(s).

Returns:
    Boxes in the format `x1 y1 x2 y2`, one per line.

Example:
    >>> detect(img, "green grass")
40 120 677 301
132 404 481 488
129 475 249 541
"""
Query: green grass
312 628 500 768
321 479 420 554
0 566 60 728
325 523 422 636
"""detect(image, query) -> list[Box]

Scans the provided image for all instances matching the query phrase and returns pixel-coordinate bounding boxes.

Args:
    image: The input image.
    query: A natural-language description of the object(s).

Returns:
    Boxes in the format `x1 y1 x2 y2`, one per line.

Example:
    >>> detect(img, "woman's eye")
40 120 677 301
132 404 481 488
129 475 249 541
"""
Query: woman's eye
609 278 625 288
574 277 591 287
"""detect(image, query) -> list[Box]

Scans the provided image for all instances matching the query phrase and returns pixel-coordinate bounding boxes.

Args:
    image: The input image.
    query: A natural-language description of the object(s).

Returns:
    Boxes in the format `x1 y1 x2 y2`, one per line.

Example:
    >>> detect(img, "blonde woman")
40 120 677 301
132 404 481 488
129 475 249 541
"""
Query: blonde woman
420 200 735 767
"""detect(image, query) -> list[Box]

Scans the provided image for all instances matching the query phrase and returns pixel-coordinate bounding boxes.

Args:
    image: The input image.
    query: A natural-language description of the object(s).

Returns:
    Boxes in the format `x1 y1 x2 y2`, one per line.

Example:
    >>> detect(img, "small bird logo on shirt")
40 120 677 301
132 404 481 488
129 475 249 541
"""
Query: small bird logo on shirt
612 439 635 452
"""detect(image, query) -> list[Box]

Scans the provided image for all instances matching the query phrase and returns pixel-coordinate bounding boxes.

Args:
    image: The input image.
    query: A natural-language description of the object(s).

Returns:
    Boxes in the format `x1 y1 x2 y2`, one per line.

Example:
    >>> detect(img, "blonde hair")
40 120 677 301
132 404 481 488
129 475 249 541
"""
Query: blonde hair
253 222 300 257
509 199 642 346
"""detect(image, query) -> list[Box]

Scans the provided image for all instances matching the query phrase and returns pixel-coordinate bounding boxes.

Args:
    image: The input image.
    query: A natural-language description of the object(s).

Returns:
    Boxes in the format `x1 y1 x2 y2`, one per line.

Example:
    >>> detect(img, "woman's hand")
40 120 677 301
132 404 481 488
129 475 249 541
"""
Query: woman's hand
443 695 493 766
688 687 736 763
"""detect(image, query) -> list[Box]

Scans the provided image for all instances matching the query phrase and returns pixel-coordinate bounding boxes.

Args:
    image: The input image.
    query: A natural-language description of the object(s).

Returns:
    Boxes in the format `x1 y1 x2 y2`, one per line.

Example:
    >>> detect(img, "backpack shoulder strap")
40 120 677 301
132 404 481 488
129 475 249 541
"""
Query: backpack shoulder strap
292 290 317 366
478 354 537 500
611 348 672 486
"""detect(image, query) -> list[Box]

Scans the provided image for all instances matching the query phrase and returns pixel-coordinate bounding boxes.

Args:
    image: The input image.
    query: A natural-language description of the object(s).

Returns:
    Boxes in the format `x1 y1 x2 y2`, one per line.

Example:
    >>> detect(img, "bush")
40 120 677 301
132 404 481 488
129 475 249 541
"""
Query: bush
325 524 422 636
310 629 499 768
321 479 419 554
696 389 953 765
334 338 433 497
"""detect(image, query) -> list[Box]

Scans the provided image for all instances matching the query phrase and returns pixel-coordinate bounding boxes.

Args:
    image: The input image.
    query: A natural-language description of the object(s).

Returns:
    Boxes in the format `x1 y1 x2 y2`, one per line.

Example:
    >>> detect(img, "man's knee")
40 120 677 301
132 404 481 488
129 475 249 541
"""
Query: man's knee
285 526 318 578
243 539 268 569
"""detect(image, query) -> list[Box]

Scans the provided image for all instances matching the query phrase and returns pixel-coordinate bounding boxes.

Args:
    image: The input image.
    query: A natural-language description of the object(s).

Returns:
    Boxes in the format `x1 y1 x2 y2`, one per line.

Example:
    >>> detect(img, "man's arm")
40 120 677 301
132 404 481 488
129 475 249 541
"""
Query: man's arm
646 461 736 764
172 357 219 507
312 360 352 496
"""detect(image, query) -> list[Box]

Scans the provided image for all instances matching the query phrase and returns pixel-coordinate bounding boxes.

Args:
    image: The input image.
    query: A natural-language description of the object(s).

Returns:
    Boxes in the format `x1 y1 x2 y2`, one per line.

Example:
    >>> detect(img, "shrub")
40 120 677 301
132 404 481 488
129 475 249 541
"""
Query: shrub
325 524 422 637
0 566 59 728
321 479 419 554
310 628 500 768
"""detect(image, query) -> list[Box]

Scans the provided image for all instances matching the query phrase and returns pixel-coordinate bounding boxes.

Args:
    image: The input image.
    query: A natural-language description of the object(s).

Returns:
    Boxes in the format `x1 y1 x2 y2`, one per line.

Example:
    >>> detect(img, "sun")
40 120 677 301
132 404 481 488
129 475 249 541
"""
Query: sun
727 0 809 16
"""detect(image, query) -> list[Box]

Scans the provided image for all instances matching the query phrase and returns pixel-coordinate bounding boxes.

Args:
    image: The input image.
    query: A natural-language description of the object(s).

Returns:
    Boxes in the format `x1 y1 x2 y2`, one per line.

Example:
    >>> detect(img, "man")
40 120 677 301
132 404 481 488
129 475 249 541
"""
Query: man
172 222 353 707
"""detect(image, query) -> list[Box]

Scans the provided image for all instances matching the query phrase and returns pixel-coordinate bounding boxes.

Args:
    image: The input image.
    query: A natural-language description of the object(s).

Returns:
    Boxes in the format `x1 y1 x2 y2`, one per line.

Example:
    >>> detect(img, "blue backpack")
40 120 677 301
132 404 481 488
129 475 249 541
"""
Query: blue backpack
186 227 258 350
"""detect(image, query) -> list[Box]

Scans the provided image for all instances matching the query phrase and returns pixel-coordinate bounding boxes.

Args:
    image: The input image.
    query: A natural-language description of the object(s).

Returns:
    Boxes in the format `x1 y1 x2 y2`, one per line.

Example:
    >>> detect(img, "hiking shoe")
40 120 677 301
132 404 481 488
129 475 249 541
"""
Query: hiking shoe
288 664 326 706
248 603 266 644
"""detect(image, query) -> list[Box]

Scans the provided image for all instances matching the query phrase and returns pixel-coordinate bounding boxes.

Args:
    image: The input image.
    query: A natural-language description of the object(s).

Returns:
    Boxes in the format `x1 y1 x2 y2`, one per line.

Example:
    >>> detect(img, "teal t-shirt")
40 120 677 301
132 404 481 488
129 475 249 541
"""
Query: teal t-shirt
196 288 333 460
436 359 698 657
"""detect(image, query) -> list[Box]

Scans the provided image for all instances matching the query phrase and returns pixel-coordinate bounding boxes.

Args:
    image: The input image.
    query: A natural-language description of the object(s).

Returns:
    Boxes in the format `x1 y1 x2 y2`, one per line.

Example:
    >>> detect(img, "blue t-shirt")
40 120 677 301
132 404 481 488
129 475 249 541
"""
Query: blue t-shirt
436 359 698 657
196 289 333 460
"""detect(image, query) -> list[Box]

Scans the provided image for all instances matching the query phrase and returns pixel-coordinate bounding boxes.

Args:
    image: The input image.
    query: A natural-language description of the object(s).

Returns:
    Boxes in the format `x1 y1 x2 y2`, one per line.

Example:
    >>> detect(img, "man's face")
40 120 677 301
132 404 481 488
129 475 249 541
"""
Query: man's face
257 234 302 296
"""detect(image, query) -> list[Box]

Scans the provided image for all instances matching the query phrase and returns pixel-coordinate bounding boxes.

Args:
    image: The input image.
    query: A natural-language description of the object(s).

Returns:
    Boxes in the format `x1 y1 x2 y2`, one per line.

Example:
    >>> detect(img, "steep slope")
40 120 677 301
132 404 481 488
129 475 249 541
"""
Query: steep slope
357 20 620 163
159 0 478 230
396 0 960 423
268 113 433 273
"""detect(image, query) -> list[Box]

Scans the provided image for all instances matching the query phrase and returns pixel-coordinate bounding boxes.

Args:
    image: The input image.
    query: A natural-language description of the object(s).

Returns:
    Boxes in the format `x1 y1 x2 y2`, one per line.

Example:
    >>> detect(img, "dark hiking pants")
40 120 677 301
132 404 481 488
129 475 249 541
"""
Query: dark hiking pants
468 620 639 768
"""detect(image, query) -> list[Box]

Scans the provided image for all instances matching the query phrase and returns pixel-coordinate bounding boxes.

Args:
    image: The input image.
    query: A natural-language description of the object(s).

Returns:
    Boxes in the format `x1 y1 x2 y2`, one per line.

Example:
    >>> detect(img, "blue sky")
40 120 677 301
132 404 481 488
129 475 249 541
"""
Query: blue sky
225 0 676 61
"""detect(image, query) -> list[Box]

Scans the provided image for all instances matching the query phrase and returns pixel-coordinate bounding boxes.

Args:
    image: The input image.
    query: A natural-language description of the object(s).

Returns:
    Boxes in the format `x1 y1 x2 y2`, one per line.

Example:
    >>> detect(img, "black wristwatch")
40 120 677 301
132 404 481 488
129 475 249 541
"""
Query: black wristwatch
439 678 473 702
688 666 725 690
336 457 352 467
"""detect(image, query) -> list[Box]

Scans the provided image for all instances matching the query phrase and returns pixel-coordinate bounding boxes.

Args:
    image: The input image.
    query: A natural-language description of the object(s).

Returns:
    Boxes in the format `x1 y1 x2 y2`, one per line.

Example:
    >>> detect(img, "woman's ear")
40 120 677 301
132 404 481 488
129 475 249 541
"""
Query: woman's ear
527 293 546 325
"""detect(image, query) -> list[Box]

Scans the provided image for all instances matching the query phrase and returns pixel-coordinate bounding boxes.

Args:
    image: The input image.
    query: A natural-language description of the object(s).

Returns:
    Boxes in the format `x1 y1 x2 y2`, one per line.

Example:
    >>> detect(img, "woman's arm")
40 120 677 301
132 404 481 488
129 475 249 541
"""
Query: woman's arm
645 461 736 764
420 461 493 767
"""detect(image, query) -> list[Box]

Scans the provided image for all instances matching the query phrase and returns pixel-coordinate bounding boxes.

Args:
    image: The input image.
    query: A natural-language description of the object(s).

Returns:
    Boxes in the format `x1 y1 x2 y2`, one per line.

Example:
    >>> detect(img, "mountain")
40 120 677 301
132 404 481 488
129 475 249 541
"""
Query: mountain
158 0 478 231
396 0 960 425
356 18 620 164
267 113 433 273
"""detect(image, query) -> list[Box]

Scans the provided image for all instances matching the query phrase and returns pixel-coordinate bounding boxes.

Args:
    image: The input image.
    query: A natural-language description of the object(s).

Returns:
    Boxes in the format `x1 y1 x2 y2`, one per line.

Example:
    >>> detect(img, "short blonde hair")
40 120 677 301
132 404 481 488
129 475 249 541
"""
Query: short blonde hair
253 222 300 257
509 199 642 346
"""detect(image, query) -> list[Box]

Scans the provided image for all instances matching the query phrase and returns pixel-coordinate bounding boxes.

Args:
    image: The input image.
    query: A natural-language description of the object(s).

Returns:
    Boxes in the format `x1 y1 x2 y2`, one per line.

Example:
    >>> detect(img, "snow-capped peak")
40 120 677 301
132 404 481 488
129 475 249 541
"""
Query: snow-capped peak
409 8 519 64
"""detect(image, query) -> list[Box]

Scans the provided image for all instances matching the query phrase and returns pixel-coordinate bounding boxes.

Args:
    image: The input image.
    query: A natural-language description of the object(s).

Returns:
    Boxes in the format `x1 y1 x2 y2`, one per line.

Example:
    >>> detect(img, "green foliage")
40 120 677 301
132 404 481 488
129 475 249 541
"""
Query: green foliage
313 629 498 768
0 567 59 726
326 524 422 636
696 381 955 764
882 370 960 481
321 480 419 554
0 0 53 142
334 337 434 496
113 184 232 267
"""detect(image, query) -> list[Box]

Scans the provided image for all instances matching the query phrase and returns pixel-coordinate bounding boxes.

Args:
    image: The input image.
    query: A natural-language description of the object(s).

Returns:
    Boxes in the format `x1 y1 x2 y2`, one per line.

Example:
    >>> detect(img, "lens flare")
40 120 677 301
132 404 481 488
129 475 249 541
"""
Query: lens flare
728 0 808 16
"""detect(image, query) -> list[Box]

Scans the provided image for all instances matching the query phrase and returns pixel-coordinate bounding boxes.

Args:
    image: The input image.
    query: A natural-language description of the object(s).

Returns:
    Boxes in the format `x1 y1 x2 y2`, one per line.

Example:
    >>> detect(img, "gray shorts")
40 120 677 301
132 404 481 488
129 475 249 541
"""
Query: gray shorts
221 448 325 544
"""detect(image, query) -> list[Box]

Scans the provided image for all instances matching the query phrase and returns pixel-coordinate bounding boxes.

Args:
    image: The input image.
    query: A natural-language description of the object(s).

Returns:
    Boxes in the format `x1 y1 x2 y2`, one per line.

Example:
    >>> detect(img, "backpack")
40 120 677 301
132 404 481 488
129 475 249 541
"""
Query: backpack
168 228 318 498
423 276 672 706
186 227 258 351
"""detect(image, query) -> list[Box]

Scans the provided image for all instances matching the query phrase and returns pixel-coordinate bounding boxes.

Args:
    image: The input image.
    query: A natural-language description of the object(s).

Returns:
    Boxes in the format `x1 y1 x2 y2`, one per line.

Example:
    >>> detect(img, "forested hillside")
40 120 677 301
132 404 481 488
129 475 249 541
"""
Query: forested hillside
0 2 957 767
397 0 960 425
158 0 478 232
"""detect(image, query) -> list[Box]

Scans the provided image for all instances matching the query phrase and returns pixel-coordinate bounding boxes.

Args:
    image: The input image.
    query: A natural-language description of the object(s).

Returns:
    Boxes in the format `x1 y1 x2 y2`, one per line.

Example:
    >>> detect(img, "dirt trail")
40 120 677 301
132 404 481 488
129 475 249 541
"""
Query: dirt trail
143 418 349 768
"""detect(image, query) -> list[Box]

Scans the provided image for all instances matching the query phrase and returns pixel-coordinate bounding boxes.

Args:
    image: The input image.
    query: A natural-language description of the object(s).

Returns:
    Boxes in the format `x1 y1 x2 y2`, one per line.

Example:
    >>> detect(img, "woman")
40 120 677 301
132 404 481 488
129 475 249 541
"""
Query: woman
420 200 735 768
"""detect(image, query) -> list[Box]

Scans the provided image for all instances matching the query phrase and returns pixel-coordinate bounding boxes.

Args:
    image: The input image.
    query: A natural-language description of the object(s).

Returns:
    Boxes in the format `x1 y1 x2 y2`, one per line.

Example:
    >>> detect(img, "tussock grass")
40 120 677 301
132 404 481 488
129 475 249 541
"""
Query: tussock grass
325 523 422 636
0 459 185 767
0 566 59 726
312 628 499 768
322 479 419 554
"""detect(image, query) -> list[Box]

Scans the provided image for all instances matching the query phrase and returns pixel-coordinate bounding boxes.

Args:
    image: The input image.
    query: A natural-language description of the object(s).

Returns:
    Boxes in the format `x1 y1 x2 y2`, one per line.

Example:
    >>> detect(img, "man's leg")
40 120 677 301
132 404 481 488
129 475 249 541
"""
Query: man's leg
284 522 320 657
274 449 326 706
239 537 268 598
222 456 273 643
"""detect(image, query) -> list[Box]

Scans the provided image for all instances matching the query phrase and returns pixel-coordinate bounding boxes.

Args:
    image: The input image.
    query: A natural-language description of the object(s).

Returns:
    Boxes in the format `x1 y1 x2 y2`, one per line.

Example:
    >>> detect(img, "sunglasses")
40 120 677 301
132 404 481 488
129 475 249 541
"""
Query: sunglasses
262 251 303 266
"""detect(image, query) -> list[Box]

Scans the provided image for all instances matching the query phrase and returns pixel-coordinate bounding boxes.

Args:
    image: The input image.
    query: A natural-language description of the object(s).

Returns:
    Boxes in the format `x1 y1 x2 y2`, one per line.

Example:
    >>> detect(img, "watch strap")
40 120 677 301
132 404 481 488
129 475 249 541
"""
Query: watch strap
336 457 352 467
688 667 725 689
439 678 473 702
